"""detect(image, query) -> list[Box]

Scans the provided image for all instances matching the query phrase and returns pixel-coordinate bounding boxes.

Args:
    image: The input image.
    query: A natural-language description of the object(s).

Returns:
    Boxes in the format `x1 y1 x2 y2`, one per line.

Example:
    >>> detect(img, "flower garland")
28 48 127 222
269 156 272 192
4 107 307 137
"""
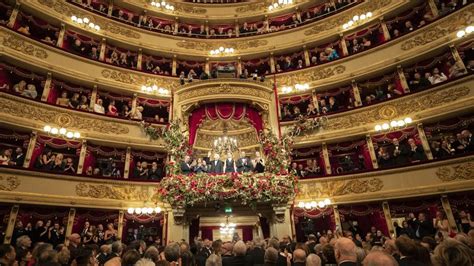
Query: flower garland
159 172 298 208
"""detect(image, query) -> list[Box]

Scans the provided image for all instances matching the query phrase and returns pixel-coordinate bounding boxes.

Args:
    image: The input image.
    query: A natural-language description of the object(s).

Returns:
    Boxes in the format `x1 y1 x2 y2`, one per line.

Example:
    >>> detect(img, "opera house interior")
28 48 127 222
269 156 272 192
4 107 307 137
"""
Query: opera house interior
0 0 473 265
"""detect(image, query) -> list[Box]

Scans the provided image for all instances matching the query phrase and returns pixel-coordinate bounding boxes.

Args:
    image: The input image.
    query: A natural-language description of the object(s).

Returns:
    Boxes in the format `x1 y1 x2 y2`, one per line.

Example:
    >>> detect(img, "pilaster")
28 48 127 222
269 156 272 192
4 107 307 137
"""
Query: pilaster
322 143 332 175
3 205 19 244
417 123 434 160
382 201 395 239
366 135 379 169
23 131 37 168
40 73 52 102
77 140 87 174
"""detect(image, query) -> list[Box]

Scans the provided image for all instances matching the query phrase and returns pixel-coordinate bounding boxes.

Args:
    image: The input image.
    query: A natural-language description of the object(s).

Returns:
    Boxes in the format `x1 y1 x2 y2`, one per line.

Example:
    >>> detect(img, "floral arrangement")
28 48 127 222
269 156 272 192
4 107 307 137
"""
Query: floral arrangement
158 172 298 208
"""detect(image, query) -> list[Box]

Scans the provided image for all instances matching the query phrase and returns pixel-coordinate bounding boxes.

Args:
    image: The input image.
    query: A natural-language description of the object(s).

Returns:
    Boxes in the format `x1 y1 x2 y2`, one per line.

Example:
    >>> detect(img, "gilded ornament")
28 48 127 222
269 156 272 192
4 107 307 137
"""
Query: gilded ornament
436 162 474 182
276 65 346 85
174 4 207 14
401 7 473 50
75 183 154 201
299 178 384 198
2 34 48 59
101 69 179 90
378 105 398 120
176 40 268 51
178 85 272 101
0 176 21 191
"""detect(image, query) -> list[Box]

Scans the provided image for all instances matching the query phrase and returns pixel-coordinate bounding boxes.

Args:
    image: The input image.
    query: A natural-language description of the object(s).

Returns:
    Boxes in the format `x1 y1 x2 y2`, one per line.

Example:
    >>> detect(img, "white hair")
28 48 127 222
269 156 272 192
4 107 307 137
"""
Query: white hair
135 258 156 266
306 254 322 266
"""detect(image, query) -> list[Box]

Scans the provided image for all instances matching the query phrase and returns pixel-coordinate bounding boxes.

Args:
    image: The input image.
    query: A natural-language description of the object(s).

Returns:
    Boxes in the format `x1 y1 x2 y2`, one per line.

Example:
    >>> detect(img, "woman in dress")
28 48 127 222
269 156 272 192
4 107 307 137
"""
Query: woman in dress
104 223 117 244
69 93 80 109
77 95 89 111
253 151 265 173
107 100 118 116
457 210 474 234
56 91 70 107
434 211 450 238
0 149 11 165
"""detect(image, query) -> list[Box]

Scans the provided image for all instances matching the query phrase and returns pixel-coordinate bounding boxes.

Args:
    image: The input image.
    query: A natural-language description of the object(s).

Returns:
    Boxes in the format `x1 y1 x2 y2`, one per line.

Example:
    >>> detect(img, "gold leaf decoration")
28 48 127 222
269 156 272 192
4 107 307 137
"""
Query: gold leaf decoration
299 178 384 198
75 183 154 201
276 65 346 85
0 175 21 191
436 162 474 182
2 34 48 59
101 69 179 90
176 40 268 51
178 83 272 101
401 7 474 50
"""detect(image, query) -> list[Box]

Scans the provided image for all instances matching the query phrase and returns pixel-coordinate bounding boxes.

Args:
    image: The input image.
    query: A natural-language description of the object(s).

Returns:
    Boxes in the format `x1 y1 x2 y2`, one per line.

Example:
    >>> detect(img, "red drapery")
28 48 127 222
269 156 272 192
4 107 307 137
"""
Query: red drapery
338 204 389 237
188 103 263 146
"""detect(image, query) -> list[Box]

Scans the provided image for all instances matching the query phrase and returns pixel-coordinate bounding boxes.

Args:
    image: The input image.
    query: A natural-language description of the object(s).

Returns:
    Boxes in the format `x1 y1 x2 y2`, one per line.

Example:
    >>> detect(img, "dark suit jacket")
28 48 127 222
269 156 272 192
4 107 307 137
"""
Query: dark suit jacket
399 257 425 266
209 160 224 174
415 219 434 239
246 247 264 266
339 262 357 266
236 157 252 173
180 161 193 175
408 145 426 162
387 143 409 165
223 255 247 266
12 154 25 167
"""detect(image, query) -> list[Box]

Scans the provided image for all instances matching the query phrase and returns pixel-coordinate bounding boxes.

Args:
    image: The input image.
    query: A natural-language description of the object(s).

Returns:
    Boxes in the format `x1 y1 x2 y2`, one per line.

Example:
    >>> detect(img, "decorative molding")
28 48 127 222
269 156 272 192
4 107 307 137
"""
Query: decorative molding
299 178 384 198
173 3 207 14
276 65 346 85
401 6 474 50
178 83 272 101
326 86 470 130
0 95 130 135
75 182 154 201
304 0 393 36
0 175 21 191
101 69 179 90
37 0 140 39
176 39 268 51
2 33 48 59
436 161 474 182
195 130 259 149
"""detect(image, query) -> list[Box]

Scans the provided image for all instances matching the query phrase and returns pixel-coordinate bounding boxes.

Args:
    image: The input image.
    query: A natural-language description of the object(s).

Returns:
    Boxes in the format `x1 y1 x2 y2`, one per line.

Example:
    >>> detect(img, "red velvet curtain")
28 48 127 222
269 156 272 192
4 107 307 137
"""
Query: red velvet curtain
188 103 263 146
72 209 119 233
339 204 389 237
294 207 335 241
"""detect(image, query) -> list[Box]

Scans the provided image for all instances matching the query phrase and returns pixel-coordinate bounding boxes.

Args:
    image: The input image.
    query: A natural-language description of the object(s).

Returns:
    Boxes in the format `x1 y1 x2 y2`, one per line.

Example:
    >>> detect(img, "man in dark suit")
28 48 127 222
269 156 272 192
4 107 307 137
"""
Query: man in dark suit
180 155 193 175
246 237 265 266
462 129 473 152
12 147 25 167
236 151 252 173
407 138 427 162
414 213 433 239
395 236 425 266
334 237 357 266
224 152 236 173
387 138 409 166
209 154 224 174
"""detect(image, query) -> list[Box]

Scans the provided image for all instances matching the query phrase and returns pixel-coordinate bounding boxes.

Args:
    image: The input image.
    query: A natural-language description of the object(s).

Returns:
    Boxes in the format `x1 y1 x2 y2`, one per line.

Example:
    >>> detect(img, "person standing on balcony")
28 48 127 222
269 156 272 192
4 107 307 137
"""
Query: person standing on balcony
388 138 409 166
224 152 236 173
209 154 224 174
236 151 252 173
180 155 193 175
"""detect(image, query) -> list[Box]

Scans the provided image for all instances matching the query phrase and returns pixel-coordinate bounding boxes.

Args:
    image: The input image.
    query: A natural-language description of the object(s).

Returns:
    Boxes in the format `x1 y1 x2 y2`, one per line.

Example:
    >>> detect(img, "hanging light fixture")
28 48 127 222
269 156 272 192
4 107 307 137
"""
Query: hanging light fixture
297 199 332 210
213 123 238 154
220 216 237 236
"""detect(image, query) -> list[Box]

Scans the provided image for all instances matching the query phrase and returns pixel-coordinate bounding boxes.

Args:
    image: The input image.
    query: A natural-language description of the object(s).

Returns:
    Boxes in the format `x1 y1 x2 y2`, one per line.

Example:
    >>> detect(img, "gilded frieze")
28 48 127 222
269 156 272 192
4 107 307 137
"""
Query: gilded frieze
178 83 272 102
101 69 179 91
36 0 140 39
276 65 346 85
304 0 393 36
326 86 470 130
2 33 48 59
176 40 268 52
401 6 474 50
0 175 21 191
299 178 384 198
0 96 130 135
436 161 474 182
75 182 154 201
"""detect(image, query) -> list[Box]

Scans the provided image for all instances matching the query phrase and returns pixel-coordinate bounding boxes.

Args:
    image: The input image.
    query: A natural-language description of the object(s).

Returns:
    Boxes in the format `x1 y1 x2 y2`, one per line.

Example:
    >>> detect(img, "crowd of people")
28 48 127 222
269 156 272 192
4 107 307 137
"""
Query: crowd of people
132 161 165 180
69 0 358 38
33 150 77 174
429 129 474 160
180 151 265 175
0 147 25 167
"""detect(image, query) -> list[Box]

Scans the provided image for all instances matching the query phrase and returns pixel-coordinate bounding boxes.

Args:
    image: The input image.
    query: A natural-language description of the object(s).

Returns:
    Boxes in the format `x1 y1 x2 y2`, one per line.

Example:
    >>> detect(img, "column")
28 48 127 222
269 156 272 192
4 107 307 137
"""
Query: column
64 208 76 245
269 205 292 239
162 211 168 244
416 123 434 160
379 18 391 41
205 58 210 75
117 210 125 241
124 147 131 179
449 45 468 72
172 55 177 76
40 73 53 102
366 135 379 169
351 80 362 107
440 195 458 233
427 0 439 18
107 0 113 17
7 2 20 28
333 205 342 233
137 49 143 70
99 38 107 61
76 140 87 175
312 93 319 114
131 94 138 113
270 53 276 74
237 57 242 77
340 34 349 57
264 16 269 32
166 209 189 243
303 46 310 67
234 21 240 37
89 85 98 110
174 18 179 35
322 143 332 175
23 131 37 168
397 65 410 94
290 209 296 239
3 205 19 244
382 201 395 239
56 23 66 48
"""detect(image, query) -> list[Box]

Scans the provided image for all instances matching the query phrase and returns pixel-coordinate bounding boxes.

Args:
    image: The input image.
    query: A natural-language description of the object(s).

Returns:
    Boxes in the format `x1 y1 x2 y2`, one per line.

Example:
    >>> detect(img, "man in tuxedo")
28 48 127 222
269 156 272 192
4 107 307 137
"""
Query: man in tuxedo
407 138 426 162
12 147 25 167
395 236 424 266
334 237 357 266
246 237 265 266
209 153 224 174
461 129 473 152
388 138 409 166
414 213 433 239
223 152 236 173
180 155 193 175
148 161 163 180
236 151 252 173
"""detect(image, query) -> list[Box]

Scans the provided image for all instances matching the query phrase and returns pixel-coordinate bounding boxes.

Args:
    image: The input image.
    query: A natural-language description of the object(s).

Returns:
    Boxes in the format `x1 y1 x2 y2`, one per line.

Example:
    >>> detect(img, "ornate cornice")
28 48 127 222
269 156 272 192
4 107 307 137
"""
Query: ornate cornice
0 175 21 191
36 0 141 39
276 65 346 86
177 82 273 103
436 161 474 182
1 32 48 59
176 39 268 52
299 177 383 198
75 182 156 201
0 94 130 135
304 0 393 36
401 5 474 50
101 69 179 91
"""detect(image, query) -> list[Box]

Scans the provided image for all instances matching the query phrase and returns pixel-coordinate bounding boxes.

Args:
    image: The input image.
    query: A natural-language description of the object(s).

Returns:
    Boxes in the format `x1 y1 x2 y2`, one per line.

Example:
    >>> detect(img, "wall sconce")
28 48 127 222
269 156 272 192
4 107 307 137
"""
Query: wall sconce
268 0 294 11
342 12 373 30
374 117 412 132
44 125 81 139
457 25 473 38
151 1 175 11
297 199 332 210
141 85 170 95
127 207 162 215
210 47 235 56
71 15 101 31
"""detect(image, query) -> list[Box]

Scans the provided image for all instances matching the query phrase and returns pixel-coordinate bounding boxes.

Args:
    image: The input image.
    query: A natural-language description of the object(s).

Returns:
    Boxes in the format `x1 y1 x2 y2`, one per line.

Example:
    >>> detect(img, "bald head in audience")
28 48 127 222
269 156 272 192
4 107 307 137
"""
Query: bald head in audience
363 251 399 266
293 249 306 263
306 253 322 266
334 237 357 264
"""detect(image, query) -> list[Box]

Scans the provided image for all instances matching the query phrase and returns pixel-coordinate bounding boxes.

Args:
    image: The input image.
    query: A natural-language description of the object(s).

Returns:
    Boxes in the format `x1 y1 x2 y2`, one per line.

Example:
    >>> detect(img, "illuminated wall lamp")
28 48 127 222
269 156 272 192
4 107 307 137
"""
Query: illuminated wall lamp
457 25 474 38
127 207 162 215
71 15 100 31
342 12 373 30
374 117 412 132
297 199 331 210
44 125 81 139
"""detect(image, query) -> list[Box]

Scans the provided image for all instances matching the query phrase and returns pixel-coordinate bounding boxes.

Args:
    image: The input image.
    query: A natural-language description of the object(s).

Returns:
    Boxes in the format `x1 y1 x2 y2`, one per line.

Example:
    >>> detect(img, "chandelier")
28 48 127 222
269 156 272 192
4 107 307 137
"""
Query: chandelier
220 216 236 236
213 124 238 154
